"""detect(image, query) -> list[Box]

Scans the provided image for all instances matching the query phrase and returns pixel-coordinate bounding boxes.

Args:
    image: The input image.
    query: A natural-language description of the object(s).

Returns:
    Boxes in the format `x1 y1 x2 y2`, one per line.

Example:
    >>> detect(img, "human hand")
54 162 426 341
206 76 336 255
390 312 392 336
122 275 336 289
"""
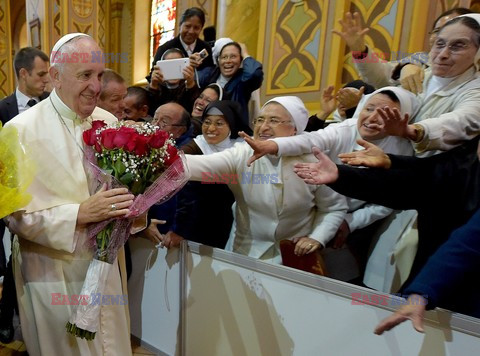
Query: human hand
189 53 202 68
159 230 184 249
332 220 351 249
238 131 279 166
337 86 364 111
183 64 196 88
332 12 369 53
318 85 337 119
372 106 413 139
150 65 164 90
239 43 249 58
400 64 424 94
338 139 391 168
293 147 339 185
292 236 322 256
142 219 167 245
374 294 426 335
77 184 134 226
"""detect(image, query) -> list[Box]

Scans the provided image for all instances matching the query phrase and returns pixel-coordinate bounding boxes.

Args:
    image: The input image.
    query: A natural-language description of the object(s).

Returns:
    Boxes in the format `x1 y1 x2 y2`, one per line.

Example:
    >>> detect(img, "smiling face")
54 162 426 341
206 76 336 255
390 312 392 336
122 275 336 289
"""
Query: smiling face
253 103 296 140
202 115 230 144
429 22 478 78
50 38 104 118
180 15 203 45
192 88 219 117
357 93 401 141
218 44 242 78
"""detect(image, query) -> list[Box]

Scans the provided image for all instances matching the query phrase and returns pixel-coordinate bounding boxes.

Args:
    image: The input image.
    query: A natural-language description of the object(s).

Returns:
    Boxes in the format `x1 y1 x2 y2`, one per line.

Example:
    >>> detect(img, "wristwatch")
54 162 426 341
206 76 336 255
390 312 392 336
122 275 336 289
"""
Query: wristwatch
412 124 425 143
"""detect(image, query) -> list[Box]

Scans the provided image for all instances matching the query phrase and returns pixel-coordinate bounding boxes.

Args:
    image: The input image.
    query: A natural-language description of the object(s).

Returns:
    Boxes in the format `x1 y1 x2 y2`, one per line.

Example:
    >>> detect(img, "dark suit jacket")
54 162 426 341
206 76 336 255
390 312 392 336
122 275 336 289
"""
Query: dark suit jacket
0 91 49 124
329 137 480 291
146 35 213 82
404 207 480 317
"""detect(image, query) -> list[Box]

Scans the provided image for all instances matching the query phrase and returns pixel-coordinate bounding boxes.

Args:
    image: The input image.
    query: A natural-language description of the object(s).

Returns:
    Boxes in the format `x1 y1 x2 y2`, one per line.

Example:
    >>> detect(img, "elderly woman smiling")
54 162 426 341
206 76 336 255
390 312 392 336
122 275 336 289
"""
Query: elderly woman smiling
367 14 480 156
182 97 347 263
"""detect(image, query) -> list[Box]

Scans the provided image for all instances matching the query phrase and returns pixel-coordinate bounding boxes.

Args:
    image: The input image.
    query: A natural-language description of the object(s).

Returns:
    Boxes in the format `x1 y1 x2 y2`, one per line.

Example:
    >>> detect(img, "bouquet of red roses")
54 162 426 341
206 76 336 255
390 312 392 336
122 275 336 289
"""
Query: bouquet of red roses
66 120 189 339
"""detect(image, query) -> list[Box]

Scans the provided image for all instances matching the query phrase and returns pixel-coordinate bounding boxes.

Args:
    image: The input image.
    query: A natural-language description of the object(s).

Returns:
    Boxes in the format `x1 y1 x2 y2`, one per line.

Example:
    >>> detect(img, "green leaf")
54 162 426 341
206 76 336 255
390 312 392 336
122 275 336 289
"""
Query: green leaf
120 172 134 186
131 180 146 195
114 160 126 175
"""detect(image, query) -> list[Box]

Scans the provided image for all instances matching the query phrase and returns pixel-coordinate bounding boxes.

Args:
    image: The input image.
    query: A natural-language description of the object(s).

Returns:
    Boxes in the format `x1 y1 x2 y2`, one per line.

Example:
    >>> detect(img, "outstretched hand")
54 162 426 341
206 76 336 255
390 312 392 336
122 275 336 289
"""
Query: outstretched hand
332 12 369 52
366 106 411 139
374 294 426 335
293 147 339 185
238 131 279 166
338 139 391 169
400 64 424 94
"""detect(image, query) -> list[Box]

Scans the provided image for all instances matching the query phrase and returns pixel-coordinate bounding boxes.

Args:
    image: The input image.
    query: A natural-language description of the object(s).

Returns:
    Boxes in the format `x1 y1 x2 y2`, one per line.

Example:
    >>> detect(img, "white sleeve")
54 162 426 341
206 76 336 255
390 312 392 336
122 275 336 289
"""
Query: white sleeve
5 204 83 253
414 89 480 152
273 125 339 156
309 186 348 247
353 47 398 88
185 148 238 181
344 204 393 232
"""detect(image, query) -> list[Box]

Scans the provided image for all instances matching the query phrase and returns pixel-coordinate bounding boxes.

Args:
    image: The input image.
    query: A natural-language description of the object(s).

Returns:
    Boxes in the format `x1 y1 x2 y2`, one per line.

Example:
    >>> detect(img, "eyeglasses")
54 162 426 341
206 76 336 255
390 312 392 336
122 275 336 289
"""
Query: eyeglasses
254 117 292 127
219 54 240 61
202 119 227 128
157 119 185 128
432 38 474 53
428 28 440 36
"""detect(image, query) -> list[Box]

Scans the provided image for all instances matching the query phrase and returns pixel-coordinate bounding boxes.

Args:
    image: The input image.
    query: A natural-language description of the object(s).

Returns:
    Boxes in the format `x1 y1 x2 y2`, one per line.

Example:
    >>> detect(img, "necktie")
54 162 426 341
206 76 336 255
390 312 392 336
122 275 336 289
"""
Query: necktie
27 99 38 107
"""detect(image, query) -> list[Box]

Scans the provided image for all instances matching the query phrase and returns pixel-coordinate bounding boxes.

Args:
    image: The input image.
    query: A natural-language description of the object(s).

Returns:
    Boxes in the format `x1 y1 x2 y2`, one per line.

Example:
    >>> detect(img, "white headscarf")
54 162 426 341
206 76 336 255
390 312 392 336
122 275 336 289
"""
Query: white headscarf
457 14 480 71
262 96 309 134
213 37 233 65
50 33 91 63
367 86 420 119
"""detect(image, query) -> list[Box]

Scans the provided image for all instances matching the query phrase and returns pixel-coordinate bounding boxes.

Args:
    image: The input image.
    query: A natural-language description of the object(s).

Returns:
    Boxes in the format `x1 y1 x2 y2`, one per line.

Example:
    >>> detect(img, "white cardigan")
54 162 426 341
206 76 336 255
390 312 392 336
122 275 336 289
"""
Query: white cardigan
186 143 347 263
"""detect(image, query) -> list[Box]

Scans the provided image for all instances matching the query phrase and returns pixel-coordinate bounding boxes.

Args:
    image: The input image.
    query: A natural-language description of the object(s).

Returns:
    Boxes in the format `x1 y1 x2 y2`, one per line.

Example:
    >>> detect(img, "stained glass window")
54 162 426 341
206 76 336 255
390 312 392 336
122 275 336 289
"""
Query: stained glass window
150 0 176 62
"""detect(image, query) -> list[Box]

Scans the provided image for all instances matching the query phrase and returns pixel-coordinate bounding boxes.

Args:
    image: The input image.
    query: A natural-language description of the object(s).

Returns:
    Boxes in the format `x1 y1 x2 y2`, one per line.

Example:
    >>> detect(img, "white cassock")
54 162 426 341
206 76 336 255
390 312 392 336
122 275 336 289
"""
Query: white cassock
5 89 131 356
186 143 348 263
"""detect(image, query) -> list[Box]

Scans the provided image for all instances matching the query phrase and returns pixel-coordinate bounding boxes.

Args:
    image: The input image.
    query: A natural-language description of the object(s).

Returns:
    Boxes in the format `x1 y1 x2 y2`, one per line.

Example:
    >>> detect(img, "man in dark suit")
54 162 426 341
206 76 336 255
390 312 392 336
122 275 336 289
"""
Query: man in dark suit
0 46 49 344
146 7 213 83
0 47 50 124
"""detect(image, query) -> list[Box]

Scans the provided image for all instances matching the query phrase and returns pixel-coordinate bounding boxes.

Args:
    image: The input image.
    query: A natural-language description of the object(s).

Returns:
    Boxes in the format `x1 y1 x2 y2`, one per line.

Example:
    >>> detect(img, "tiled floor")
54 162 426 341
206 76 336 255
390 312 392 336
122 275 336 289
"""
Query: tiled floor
0 284 155 355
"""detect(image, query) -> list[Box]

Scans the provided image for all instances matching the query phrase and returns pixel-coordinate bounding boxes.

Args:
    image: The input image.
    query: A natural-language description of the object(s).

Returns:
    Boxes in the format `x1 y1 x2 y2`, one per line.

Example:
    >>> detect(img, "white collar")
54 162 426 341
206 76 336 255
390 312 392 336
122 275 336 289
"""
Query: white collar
179 36 196 54
50 89 80 121
16 88 39 108
194 134 241 155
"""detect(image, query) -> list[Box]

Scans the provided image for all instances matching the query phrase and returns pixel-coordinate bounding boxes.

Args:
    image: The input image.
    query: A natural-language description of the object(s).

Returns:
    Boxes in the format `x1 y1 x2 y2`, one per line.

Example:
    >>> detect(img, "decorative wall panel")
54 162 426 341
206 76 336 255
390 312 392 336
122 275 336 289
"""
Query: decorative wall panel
264 0 329 95
340 0 406 85
0 0 13 98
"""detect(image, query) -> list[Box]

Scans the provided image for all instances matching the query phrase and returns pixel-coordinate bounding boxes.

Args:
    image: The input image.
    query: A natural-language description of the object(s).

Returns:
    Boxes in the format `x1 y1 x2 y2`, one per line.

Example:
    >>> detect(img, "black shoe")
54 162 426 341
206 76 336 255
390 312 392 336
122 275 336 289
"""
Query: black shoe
0 322 14 344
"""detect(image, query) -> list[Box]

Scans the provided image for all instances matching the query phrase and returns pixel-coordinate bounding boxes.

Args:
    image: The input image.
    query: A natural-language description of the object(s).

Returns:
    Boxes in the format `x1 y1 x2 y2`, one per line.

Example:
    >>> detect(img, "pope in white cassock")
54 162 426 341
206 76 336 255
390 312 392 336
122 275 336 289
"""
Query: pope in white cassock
5 34 133 355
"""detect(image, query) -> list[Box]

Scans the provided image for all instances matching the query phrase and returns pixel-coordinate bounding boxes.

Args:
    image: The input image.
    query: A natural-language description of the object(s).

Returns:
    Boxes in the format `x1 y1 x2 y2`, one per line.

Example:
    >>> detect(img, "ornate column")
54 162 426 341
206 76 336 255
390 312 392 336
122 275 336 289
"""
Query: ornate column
0 0 14 97
109 0 124 73
216 0 260 58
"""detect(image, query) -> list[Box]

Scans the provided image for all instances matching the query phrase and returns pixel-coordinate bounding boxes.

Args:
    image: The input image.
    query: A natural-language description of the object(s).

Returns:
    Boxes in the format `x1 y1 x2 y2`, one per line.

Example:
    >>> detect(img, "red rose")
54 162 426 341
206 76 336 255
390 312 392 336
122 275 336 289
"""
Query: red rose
83 128 97 146
125 134 137 153
114 126 137 149
150 130 169 148
100 128 117 149
91 120 107 130
83 121 106 146
164 144 179 165
134 134 152 156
